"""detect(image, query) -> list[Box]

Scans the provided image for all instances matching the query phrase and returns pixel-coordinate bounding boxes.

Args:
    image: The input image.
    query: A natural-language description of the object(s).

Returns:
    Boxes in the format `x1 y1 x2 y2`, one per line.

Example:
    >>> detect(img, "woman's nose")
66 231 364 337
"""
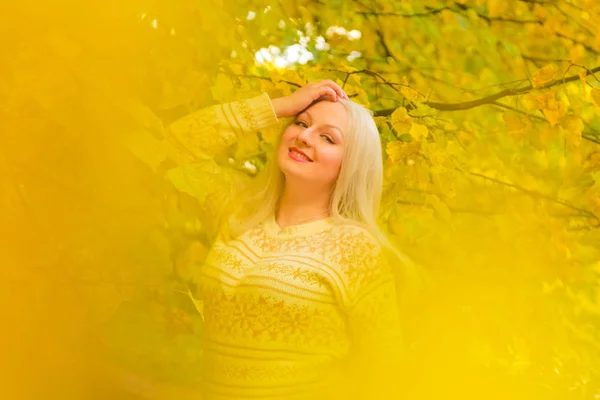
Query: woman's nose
296 127 314 146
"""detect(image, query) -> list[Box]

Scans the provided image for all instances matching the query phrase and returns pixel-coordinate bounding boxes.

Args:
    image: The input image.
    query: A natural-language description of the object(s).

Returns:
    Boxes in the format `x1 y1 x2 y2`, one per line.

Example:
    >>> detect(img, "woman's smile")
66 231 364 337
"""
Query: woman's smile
288 147 313 162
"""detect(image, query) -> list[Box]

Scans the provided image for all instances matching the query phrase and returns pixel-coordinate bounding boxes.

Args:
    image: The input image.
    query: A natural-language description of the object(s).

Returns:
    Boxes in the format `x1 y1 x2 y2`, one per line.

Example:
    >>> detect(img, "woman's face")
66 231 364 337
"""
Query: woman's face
277 100 348 188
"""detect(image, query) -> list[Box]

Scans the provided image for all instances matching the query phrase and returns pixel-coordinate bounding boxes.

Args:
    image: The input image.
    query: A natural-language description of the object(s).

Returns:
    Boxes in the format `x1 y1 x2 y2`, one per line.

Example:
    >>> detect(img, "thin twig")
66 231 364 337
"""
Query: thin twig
221 71 302 88
357 7 451 18
460 168 600 226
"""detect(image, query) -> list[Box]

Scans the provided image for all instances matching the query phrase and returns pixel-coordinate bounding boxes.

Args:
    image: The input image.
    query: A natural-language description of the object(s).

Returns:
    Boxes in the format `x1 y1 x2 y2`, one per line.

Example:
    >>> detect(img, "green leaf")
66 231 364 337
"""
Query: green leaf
398 133 413 142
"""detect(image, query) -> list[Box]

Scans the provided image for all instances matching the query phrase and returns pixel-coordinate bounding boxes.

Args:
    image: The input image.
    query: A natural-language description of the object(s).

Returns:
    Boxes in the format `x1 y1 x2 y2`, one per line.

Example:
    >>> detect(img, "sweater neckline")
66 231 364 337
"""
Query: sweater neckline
263 212 336 239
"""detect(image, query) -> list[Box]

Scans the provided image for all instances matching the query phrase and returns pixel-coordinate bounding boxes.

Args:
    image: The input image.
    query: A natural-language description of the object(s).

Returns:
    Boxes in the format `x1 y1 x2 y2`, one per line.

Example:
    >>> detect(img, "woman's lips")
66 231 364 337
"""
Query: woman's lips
288 147 312 162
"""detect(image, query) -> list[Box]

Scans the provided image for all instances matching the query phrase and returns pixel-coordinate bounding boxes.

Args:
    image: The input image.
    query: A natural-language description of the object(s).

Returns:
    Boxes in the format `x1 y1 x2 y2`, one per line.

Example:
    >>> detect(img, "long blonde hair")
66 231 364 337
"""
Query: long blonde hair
223 99 381 234
227 100 383 231
219 98 423 298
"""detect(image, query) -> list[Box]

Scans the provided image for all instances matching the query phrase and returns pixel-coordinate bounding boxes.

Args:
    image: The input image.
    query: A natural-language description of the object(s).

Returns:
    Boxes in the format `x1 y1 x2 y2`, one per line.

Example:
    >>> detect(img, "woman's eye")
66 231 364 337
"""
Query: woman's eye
321 135 335 144
295 121 308 128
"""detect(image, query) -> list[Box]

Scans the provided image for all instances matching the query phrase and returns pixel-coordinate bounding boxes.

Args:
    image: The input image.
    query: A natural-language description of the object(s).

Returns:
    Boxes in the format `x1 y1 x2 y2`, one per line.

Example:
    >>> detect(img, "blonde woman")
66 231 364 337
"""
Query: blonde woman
166 80 409 400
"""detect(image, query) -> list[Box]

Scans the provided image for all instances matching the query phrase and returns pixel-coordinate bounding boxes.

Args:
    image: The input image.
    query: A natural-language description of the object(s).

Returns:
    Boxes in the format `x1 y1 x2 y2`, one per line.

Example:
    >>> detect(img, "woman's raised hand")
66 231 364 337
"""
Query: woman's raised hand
271 80 348 118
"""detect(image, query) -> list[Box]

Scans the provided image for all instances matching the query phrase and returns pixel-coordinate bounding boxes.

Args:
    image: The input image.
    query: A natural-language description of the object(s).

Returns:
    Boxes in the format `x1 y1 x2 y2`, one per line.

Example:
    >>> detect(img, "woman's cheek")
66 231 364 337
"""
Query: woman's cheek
318 148 343 172
282 126 298 141
327 147 344 165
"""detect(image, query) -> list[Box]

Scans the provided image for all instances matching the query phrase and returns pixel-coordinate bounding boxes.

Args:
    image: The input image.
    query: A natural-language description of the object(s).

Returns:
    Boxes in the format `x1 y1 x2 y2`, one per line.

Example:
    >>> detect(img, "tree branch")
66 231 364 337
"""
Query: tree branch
516 0 555 5
359 3 542 24
222 67 600 145
327 68 430 97
374 65 600 115
374 28 393 58
359 2 599 57
552 4 594 36
445 3 542 24
555 32 599 55
357 7 451 18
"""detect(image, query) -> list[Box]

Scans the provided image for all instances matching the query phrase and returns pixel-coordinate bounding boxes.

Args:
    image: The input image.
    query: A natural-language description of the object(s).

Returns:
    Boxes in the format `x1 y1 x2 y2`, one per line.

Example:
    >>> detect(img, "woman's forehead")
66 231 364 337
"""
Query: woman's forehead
302 101 348 129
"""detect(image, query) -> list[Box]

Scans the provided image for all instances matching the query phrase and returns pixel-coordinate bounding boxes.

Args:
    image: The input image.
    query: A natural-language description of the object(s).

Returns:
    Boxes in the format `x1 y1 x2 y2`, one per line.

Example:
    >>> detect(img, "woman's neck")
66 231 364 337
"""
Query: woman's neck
276 184 332 229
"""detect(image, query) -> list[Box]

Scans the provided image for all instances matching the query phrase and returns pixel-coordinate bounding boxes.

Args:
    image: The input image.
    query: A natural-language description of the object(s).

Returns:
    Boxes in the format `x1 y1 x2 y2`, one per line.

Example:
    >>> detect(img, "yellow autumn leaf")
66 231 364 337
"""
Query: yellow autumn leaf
126 129 168 172
561 114 584 147
582 151 600 173
349 73 361 85
502 112 531 138
175 240 208 280
427 194 452 222
269 70 282 84
275 81 293 96
532 64 557 88
521 92 539 111
210 73 235 102
386 141 420 163
261 120 287 145
578 71 588 87
187 289 204 318
522 89 555 111
488 0 508 17
401 86 421 103
591 87 600 108
542 98 567 125
568 44 585 64
339 64 359 73
400 76 421 102
533 3 548 18
126 102 165 135
391 107 413 135
260 79 274 93
409 122 429 141
166 161 220 203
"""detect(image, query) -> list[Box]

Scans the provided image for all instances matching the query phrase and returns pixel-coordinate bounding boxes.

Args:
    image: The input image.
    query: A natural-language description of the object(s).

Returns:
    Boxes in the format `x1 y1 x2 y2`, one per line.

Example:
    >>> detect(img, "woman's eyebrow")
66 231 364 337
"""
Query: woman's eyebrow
323 124 343 135
305 111 343 137
322 125 343 142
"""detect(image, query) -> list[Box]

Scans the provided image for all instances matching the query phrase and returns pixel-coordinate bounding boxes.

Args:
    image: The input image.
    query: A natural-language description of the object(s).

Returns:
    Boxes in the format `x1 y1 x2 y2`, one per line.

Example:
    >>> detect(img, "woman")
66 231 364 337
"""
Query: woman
166 80 407 400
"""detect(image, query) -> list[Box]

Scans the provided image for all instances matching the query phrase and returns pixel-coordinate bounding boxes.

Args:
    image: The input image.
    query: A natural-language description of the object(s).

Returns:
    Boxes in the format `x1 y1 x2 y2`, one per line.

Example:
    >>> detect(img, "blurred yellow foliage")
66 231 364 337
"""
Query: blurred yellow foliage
2 0 600 399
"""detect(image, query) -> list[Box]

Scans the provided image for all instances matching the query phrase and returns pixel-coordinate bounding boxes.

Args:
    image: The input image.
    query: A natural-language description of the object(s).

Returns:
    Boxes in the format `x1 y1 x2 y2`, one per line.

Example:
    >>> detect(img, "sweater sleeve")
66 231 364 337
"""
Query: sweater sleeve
342 233 404 399
127 93 279 243
165 92 279 161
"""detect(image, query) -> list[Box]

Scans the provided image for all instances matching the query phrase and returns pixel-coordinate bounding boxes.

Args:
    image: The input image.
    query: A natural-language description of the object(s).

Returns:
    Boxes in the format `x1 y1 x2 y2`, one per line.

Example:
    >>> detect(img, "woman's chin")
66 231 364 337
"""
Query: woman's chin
279 157 307 172
279 165 310 182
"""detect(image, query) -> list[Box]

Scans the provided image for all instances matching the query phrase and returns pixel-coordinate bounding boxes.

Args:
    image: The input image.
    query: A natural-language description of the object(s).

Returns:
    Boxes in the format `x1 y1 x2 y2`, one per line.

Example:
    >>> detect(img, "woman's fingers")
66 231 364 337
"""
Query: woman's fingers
273 79 348 117
319 79 347 99
316 86 337 102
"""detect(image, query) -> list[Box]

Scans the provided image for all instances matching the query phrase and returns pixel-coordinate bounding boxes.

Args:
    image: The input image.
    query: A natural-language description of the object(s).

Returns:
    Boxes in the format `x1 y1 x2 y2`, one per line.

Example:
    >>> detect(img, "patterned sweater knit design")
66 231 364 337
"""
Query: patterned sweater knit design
165 93 403 400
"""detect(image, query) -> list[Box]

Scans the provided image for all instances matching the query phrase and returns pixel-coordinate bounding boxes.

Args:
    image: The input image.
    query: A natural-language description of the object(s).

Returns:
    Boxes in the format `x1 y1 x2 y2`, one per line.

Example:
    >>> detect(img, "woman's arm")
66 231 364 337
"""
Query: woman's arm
166 93 279 161
166 80 347 161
